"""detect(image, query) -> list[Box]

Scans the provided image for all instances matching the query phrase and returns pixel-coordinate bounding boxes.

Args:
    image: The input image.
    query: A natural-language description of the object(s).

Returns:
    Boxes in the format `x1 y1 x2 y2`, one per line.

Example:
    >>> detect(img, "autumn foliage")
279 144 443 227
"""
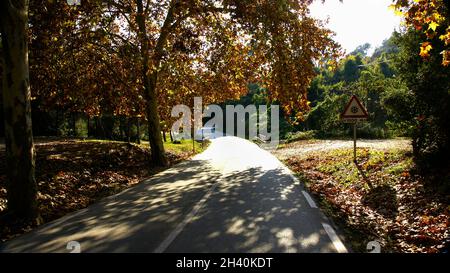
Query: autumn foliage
391 0 450 65
28 0 340 127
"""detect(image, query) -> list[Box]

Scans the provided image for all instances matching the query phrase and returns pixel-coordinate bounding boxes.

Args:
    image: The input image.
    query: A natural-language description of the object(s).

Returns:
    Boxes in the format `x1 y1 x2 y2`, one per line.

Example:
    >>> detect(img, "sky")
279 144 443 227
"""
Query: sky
309 0 402 56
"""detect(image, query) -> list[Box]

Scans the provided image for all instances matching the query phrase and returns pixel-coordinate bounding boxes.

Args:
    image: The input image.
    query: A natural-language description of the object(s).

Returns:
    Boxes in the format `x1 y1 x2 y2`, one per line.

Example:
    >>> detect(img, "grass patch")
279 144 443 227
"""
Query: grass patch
163 139 209 154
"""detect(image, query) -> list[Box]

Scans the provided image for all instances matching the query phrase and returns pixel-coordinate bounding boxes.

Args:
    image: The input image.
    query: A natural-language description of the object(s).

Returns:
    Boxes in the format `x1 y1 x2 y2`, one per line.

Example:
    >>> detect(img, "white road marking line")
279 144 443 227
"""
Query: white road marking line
283 162 346 252
283 160 346 252
289 173 299 183
283 166 318 209
322 223 348 253
153 182 220 253
301 190 317 208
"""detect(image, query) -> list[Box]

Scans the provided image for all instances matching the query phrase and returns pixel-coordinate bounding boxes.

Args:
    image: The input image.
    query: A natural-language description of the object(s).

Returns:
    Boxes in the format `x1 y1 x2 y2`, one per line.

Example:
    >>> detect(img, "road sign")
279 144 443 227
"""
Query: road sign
340 95 368 120
340 95 368 163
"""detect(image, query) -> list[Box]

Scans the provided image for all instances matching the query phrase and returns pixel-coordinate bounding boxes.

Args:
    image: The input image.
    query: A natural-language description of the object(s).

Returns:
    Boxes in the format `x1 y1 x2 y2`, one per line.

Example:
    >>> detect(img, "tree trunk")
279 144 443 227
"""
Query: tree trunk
0 92 4 138
55 109 60 136
162 130 167 142
71 112 76 137
145 81 166 164
136 117 141 145
94 116 99 138
101 115 114 140
0 0 38 220
136 0 169 167
126 117 131 143
192 124 195 153
119 116 126 141
169 130 173 142
87 116 90 137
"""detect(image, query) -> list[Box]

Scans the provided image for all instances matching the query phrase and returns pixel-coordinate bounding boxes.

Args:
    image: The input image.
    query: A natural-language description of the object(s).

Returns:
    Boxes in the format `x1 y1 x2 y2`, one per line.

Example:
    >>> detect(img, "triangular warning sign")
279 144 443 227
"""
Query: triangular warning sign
341 95 368 119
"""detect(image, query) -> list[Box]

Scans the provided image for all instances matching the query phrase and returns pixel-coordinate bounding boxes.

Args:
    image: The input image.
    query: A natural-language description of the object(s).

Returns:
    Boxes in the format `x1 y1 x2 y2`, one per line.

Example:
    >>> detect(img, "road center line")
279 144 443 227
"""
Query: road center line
153 180 220 253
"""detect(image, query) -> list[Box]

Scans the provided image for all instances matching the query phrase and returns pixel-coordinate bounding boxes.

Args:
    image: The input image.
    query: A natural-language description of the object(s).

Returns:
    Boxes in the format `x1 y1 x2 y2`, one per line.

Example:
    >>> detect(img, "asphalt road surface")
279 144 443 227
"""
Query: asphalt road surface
0 136 347 253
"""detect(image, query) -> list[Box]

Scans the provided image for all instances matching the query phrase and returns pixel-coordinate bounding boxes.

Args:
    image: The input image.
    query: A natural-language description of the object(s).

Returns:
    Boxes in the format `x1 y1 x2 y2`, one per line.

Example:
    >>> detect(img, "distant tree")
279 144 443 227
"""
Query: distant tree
372 37 399 60
329 54 364 84
350 43 371 56
307 74 326 107
342 55 364 83
305 34 408 139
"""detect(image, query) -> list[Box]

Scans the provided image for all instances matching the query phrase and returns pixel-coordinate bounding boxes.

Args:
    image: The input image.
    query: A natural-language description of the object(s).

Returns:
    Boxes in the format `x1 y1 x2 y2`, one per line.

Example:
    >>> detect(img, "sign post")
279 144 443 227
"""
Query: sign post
353 122 356 161
340 95 369 162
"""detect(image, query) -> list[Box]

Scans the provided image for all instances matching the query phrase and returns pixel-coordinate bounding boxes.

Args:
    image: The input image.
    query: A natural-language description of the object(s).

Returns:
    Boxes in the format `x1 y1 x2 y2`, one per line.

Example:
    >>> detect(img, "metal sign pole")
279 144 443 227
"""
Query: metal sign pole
353 122 357 162
192 119 195 153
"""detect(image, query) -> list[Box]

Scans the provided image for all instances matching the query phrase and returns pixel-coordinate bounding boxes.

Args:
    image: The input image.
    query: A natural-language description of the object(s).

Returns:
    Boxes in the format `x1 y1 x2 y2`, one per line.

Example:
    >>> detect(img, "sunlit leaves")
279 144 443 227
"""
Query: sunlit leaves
419 41 433 57
391 0 449 66
428 21 439 31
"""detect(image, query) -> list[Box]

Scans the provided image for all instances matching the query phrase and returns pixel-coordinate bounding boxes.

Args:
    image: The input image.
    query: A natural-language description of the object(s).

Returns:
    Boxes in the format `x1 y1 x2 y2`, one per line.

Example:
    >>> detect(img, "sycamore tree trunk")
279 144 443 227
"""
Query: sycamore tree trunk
0 0 38 220
126 117 131 143
136 117 141 145
136 0 169 167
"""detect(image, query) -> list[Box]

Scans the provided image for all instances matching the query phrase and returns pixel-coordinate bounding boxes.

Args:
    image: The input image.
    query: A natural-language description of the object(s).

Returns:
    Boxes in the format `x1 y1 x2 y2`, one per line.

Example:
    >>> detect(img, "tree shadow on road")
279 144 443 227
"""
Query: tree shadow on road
0 158 223 252
164 166 337 253
0 161 338 253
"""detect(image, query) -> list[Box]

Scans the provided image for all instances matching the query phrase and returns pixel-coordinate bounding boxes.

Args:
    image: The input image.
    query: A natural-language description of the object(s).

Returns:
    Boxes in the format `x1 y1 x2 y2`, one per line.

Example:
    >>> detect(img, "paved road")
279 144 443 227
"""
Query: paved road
0 137 346 253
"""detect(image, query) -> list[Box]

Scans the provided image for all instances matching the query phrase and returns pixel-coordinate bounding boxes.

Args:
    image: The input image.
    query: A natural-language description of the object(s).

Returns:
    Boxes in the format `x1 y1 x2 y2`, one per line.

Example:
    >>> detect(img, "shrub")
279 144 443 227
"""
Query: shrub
285 130 316 143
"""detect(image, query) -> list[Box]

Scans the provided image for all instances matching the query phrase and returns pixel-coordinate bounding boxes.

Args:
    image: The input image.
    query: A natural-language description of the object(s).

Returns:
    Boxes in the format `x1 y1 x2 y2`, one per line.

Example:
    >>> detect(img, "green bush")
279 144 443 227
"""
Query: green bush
385 120 414 137
285 130 316 143
392 30 450 170
357 123 390 139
